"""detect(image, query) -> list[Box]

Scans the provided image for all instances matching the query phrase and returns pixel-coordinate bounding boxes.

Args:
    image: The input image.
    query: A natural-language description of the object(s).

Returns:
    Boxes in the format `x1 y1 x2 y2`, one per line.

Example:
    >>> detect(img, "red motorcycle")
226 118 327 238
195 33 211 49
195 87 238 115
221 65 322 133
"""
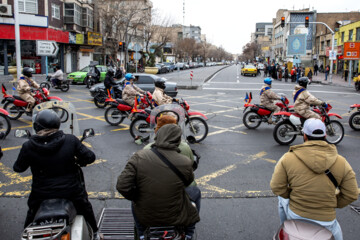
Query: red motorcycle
1 84 62 120
0 108 11 137
273 104 344 145
243 92 293 129
349 104 360 131
129 98 209 143
104 92 153 126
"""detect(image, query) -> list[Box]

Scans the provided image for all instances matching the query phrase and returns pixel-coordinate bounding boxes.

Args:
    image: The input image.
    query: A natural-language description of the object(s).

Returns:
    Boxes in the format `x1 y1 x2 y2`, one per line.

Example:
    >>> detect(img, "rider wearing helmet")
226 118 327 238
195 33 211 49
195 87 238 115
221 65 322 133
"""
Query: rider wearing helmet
104 67 120 98
122 73 145 106
13 109 100 239
260 77 283 123
293 77 326 120
152 78 173 106
17 67 40 114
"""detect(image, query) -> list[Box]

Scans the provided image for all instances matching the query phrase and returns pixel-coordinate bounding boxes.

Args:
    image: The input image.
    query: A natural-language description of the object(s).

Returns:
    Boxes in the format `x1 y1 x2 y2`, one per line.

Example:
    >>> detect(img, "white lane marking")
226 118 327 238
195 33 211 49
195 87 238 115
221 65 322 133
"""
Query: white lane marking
202 87 360 95
207 70 222 83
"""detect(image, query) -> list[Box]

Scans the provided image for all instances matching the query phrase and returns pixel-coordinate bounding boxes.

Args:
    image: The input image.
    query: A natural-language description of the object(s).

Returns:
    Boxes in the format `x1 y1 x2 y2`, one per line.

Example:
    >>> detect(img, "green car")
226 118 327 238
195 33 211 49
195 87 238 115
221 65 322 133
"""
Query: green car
67 65 107 84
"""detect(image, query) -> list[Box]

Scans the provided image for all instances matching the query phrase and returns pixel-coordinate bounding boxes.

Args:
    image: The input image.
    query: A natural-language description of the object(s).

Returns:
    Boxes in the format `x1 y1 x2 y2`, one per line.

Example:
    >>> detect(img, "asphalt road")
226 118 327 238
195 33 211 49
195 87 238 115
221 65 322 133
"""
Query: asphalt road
1 65 359 239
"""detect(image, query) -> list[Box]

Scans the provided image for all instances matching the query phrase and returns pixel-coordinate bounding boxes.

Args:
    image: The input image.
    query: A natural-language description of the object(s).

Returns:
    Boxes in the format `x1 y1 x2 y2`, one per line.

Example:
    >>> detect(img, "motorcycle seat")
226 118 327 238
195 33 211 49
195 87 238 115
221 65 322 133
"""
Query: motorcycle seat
255 104 273 112
13 95 25 101
33 199 77 224
117 99 131 106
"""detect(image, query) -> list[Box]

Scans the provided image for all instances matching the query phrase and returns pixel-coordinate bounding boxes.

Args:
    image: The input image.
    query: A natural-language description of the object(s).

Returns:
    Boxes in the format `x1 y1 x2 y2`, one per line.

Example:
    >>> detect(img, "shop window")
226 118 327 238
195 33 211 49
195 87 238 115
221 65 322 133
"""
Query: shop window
356 28 360 41
52 4 60 20
349 30 353 41
341 32 344 43
326 40 330 47
19 0 37 14
82 8 93 29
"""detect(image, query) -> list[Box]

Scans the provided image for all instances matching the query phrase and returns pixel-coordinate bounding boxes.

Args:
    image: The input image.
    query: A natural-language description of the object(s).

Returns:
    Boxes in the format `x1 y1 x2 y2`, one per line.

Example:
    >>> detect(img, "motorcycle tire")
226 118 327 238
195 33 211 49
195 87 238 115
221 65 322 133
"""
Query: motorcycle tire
86 79 93 89
3 102 23 120
129 118 150 141
94 96 106 108
243 111 262 129
83 77 88 85
185 116 208 143
40 82 51 90
0 113 11 137
273 120 297 145
60 84 70 92
325 120 344 145
104 107 126 126
349 112 360 131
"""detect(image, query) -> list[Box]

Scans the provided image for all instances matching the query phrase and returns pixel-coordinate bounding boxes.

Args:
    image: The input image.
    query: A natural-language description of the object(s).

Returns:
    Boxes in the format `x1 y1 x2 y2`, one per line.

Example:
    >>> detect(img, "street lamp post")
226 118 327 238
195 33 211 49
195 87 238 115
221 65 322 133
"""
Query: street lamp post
14 0 22 81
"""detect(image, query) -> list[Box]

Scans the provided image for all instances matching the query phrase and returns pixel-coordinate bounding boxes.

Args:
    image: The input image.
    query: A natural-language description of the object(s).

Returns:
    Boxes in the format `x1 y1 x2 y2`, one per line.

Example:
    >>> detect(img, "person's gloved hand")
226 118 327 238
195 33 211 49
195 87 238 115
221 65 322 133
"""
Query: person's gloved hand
322 102 328 109
172 98 178 103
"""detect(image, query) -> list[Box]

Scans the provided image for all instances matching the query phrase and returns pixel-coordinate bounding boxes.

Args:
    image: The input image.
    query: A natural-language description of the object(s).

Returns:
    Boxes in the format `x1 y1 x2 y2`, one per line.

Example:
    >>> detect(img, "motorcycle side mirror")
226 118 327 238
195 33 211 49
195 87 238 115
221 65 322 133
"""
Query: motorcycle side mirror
187 135 196 144
14 129 32 139
82 128 95 139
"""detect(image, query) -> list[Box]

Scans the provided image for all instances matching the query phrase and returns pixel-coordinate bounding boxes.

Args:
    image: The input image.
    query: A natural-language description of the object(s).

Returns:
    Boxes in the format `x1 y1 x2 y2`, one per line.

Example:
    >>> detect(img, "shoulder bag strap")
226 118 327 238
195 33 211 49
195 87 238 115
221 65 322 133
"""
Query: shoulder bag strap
151 148 191 186
325 169 339 189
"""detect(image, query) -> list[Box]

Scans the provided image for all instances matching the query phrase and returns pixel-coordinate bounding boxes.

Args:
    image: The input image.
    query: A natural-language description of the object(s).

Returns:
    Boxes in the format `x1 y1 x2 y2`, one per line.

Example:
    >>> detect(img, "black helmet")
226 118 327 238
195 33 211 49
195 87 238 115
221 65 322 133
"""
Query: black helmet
33 109 61 133
154 78 166 89
298 77 309 88
23 67 34 78
106 67 115 77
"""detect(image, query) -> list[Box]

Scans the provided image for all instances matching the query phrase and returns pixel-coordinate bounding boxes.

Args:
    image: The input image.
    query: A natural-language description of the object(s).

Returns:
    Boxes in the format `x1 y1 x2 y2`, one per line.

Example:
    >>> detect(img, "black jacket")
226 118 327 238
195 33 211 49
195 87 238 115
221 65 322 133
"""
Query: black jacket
114 69 123 79
104 74 117 89
13 130 95 198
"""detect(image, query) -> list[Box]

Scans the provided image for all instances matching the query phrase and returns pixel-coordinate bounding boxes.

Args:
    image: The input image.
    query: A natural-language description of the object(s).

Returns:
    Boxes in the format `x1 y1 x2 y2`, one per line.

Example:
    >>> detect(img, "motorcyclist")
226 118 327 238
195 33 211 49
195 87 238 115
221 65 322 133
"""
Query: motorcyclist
122 73 145 106
293 77 326 120
152 78 174 106
50 65 63 87
13 109 100 239
117 123 200 240
260 77 283 123
114 66 125 80
17 67 40 114
104 67 121 98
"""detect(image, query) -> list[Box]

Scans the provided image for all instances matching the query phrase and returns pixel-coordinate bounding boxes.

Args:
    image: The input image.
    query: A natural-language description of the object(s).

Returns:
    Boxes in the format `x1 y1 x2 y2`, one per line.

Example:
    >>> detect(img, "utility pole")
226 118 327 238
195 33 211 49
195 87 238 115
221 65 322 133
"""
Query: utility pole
14 0 22 81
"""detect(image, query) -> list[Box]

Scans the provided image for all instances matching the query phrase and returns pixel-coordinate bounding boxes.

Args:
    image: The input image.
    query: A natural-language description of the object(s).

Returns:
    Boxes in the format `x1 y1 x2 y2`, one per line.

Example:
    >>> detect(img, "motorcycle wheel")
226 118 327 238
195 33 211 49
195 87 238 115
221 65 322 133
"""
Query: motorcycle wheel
3 102 23 120
0 113 11 137
273 120 297 145
40 82 51 90
185 117 208 143
86 78 93 89
243 111 262 129
104 107 126 126
129 118 150 140
325 120 344 145
94 96 106 108
60 83 70 92
349 112 360 131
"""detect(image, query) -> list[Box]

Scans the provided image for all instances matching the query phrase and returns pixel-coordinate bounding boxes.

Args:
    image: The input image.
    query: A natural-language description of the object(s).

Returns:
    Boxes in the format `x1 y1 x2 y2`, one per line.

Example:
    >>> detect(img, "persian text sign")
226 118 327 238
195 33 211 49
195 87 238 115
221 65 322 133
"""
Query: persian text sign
343 42 360 60
87 32 102 46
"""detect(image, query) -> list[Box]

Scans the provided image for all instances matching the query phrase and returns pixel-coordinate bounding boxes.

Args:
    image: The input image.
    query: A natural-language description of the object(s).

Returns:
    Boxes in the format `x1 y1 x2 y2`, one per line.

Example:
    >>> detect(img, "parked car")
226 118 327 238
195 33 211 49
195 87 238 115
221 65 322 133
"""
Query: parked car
67 65 107 84
257 63 265 70
163 62 176 72
241 65 257 77
155 63 170 74
198 62 205 67
176 62 185 70
89 73 178 98
188 62 196 68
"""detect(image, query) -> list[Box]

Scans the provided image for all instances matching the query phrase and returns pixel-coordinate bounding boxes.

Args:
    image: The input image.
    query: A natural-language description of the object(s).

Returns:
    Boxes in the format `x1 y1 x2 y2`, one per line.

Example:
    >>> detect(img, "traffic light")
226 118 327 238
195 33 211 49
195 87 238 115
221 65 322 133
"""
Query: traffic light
119 42 126 51
305 16 309 28
281 17 285 28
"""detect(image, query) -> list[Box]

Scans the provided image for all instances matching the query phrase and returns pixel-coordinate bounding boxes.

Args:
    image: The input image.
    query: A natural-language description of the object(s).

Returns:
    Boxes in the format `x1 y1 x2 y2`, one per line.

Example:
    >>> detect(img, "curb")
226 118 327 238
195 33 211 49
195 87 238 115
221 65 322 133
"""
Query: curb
203 65 230 84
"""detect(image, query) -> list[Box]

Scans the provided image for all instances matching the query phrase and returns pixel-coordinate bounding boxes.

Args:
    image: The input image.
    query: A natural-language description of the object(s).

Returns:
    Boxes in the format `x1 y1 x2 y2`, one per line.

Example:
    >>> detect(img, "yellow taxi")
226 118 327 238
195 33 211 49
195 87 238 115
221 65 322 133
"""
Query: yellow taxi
241 65 257 77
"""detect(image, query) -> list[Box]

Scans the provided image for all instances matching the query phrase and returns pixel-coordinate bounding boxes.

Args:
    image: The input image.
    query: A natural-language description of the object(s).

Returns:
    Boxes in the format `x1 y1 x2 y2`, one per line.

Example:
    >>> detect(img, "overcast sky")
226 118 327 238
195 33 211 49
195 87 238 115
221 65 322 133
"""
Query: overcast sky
150 0 360 54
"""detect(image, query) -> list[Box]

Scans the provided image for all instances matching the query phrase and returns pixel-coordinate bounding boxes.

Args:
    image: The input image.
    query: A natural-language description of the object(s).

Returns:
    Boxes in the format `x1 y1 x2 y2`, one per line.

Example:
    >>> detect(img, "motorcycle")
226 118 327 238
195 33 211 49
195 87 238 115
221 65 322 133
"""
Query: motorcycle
0 108 11 137
85 63 100 88
273 104 344 145
349 104 360 131
16 101 98 240
273 219 335 240
1 84 63 120
353 75 360 91
104 92 152 126
242 92 293 129
40 76 70 92
93 85 122 109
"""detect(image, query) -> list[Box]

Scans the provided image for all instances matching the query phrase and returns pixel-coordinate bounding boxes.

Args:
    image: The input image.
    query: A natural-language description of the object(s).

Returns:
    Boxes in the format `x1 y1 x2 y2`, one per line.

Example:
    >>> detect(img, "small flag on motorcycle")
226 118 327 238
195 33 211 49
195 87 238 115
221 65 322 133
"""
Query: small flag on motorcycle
244 92 252 104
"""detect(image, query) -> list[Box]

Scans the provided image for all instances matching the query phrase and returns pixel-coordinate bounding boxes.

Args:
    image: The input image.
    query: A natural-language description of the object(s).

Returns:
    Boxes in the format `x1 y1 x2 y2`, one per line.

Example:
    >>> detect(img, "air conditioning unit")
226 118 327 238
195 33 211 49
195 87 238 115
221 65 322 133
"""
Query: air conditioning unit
0 4 12 16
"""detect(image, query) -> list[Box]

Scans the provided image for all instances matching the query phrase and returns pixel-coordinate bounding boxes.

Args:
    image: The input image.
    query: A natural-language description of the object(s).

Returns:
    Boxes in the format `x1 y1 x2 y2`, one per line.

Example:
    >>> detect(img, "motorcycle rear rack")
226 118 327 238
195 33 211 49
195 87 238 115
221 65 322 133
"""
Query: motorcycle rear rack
98 208 135 240
22 222 66 239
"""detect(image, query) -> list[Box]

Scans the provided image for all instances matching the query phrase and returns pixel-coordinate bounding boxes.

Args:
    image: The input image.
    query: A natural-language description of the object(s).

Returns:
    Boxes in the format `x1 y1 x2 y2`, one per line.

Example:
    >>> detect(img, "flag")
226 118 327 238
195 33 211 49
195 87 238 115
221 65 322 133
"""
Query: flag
244 92 249 103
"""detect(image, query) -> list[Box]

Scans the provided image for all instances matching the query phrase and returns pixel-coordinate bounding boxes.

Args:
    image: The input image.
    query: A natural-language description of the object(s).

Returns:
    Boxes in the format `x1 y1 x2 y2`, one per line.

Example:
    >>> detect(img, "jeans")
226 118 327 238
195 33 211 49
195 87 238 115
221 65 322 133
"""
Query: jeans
278 196 343 240
325 72 329 80
133 186 201 238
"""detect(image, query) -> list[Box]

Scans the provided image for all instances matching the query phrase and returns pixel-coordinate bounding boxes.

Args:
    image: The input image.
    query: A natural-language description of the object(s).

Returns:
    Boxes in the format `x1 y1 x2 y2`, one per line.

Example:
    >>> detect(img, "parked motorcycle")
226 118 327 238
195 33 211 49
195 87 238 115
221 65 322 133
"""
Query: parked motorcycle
349 104 360 131
16 101 97 240
273 104 344 145
0 108 11 137
40 76 70 92
1 84 63 120
273 219 335 240
242 92 293 129
105 92 153 126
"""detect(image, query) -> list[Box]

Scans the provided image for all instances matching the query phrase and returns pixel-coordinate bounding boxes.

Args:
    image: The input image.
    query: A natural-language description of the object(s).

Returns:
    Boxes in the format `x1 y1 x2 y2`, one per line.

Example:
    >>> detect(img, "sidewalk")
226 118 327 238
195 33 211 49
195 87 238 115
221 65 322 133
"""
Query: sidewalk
311 72 355 89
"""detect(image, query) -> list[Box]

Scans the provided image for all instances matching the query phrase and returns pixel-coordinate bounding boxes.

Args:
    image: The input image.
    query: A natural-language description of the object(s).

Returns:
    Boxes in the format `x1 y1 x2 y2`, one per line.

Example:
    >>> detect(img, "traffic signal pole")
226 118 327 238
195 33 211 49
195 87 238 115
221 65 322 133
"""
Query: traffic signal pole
284 21 335 83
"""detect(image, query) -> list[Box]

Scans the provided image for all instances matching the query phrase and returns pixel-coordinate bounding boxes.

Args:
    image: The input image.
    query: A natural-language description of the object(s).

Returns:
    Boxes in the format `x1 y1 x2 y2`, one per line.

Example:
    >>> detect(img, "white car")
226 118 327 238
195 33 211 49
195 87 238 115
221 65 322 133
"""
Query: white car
257 63 265 70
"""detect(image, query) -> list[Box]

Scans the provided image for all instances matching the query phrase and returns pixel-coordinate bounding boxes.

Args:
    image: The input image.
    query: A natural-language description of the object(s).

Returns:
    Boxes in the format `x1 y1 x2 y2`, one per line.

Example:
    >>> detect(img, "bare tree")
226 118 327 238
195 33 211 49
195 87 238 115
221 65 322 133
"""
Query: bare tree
242 42 262 62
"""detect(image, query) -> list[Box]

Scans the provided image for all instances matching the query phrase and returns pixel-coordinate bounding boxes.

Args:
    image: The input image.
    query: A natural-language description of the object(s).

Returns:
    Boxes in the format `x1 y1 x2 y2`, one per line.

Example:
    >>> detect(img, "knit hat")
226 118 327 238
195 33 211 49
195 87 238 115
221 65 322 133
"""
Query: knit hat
155 115 177 133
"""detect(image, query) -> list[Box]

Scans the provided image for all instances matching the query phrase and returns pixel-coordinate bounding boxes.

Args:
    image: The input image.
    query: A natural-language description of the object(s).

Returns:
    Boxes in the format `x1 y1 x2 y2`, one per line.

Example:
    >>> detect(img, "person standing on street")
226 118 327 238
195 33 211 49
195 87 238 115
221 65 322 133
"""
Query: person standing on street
325 65 330 81
264 64 268 77
270 118 358 240
314 63 318 76
284 66 289 82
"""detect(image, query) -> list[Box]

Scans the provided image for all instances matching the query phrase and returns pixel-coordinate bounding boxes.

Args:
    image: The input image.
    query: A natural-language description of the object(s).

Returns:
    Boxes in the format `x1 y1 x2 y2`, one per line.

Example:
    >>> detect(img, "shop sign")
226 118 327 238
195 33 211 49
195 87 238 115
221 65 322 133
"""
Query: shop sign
87 32 102 46
76 34 84 44
343 42 360 60
337 45 343 55
69 33 76 44
325 47 331 57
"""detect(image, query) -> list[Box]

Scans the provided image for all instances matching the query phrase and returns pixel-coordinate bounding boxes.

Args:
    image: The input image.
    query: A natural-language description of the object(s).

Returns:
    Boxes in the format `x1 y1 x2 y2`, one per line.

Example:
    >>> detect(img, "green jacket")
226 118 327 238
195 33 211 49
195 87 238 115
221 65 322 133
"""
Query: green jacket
116 124 200 227
270 140 358 221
